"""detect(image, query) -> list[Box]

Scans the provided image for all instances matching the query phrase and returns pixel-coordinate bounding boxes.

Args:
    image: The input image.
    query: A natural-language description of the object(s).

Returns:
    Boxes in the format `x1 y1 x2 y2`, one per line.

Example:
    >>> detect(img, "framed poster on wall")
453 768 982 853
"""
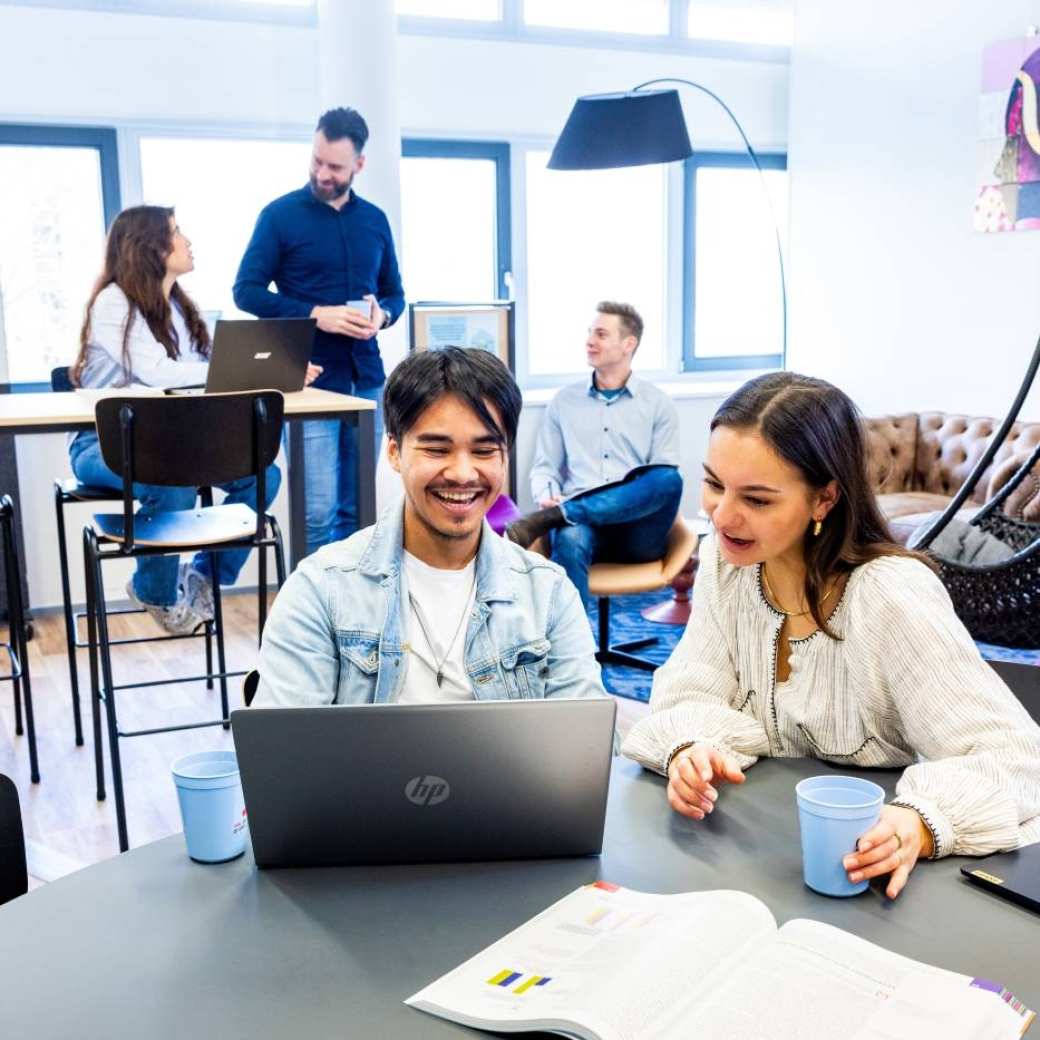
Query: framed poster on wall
408 300 517 496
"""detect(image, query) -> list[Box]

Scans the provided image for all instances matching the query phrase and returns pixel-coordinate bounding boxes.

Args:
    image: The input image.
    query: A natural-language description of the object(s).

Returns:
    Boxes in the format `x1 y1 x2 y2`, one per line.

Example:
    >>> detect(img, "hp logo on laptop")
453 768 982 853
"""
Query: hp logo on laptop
405 775 450 806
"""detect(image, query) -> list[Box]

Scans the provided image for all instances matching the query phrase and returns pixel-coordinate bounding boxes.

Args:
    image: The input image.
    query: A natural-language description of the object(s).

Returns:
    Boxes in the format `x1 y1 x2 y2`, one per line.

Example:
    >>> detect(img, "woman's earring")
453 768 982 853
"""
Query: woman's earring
813 519 823 537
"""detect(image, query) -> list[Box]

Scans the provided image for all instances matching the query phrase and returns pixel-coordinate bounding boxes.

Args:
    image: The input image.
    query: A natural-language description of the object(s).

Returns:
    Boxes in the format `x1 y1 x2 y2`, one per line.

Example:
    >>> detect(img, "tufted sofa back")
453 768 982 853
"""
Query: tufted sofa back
864 412 1040 505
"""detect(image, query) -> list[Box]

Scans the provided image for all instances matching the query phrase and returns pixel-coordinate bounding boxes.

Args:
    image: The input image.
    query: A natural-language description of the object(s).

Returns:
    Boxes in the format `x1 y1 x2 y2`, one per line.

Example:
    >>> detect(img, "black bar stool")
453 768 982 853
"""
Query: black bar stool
0 773 28 905
0 496 38 784
83 391 286 852
51 367 214 747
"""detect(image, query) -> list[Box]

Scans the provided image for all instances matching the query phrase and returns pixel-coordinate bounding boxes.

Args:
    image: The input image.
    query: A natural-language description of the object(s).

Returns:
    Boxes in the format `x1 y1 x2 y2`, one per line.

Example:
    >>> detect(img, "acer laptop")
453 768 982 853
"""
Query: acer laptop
166 317 315 395
230 699 617 868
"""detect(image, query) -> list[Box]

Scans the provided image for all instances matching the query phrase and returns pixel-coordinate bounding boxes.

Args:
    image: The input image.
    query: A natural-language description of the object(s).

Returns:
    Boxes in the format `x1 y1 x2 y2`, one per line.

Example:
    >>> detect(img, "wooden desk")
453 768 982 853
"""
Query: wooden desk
0 388 376 576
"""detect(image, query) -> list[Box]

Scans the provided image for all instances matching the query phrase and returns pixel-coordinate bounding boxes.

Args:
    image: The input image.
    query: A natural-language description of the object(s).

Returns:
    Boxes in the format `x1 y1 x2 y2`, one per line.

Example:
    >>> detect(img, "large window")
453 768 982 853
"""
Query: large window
523 0 668 35
683 152 788 372
400 140 510 304
0 125 120 385
524 151 667 379
139 135 309 322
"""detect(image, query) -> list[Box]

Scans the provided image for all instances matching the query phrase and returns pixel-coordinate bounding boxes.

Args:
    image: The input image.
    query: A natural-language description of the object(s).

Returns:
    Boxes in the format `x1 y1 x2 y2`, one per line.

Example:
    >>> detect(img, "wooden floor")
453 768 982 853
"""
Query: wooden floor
0 595 647 883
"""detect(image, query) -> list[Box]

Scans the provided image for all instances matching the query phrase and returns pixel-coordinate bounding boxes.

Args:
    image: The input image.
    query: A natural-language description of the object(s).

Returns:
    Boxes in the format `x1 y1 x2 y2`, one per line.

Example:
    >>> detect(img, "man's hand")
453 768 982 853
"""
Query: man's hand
842 804 933 899
310 305 378 339
666 742 746 820
304 363 323 387
363 294 387 336
538 495 563 508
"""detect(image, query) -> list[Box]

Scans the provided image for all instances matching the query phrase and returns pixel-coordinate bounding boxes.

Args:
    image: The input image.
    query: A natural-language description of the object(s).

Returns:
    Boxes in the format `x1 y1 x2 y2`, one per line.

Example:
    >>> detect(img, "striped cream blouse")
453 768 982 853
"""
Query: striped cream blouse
620 536 1040 858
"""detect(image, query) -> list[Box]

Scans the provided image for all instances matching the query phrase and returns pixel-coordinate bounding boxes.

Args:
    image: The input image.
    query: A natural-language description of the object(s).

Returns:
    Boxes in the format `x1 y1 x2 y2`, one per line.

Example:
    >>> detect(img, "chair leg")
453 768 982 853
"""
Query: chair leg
257 530 268 646
204 621 214 691
4 507 39 783
270 515 287 589
55 487 84 746
594 597 659 673
211 551 230 729
82 530 105 801
93 552 128 851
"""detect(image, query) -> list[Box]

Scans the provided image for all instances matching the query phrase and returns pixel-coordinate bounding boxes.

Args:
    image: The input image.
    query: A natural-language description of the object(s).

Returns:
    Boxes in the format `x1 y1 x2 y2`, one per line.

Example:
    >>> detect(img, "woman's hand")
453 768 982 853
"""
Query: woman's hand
304 363 323 387
843 804 934 899
666 742 746 820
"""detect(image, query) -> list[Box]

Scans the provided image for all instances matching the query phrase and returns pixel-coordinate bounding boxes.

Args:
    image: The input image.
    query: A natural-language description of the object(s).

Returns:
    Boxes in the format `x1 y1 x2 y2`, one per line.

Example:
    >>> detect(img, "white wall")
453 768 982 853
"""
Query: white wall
786 1 1040 419
0 1 789 607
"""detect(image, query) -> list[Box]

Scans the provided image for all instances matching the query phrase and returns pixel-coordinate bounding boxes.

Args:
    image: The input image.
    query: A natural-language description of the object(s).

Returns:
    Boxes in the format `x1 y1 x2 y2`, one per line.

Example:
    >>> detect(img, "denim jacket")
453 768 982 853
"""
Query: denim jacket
254 504 607 706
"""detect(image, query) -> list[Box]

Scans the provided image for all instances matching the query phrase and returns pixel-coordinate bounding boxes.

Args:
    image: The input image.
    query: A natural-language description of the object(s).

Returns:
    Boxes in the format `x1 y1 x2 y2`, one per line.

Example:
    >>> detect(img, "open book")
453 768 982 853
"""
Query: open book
406 883 1034 1040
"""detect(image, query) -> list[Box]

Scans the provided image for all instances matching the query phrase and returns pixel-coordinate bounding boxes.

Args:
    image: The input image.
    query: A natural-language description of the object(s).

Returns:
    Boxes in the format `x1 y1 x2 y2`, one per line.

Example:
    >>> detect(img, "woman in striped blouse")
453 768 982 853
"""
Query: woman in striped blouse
621 372 1040 899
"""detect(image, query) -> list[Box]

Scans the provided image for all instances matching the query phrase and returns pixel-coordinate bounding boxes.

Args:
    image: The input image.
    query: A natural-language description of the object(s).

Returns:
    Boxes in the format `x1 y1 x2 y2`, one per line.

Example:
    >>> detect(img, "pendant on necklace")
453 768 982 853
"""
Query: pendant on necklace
436 670 444 688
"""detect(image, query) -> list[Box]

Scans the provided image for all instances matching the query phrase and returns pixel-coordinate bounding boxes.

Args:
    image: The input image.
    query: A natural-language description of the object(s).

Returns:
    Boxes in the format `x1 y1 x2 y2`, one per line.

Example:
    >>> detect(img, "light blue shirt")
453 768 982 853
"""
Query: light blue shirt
253 503 608 707
529 374 680 501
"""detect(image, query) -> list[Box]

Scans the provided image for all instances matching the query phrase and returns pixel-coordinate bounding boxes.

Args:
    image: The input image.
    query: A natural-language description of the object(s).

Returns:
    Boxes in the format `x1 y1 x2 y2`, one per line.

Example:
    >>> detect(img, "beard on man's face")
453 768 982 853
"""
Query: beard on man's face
309 172 351 202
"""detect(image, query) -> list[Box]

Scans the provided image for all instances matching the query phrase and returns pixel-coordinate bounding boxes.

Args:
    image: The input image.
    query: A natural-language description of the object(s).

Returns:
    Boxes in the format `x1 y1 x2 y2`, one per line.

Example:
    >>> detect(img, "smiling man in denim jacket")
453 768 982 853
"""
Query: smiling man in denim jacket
254 347 606 707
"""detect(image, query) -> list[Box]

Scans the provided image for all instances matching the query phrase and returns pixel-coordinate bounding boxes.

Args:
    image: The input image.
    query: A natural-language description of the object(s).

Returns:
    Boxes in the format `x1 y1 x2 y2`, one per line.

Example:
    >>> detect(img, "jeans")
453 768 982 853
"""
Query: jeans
302 381 384 557
69 432 282 607
552 465 684 610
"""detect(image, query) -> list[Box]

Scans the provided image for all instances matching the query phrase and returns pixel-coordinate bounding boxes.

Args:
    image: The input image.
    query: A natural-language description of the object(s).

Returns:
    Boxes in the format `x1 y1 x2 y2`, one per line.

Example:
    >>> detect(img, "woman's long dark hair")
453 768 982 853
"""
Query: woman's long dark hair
711 372 934 638
72 205 211 386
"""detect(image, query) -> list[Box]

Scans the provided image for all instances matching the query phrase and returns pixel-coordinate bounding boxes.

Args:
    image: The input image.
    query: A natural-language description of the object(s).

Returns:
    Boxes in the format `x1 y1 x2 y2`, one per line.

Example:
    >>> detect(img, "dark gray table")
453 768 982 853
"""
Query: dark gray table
1 758 1036 1037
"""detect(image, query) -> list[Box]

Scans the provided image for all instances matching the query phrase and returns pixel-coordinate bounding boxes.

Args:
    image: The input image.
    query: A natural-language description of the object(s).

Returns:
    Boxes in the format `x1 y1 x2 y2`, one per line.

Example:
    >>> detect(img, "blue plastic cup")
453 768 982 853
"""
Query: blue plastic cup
795 775 884 896
171 750 248 863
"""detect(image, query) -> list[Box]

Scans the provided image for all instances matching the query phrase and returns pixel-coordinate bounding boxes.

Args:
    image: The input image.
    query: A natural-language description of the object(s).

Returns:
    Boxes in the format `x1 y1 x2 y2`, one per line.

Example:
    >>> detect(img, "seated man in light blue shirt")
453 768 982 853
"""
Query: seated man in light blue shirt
506 302 683 610
254 346 606 707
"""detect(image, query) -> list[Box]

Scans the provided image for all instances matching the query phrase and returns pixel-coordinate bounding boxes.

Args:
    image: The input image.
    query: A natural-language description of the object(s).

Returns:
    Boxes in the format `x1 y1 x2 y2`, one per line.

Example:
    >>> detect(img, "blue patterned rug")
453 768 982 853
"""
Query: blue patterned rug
594 592 1040 703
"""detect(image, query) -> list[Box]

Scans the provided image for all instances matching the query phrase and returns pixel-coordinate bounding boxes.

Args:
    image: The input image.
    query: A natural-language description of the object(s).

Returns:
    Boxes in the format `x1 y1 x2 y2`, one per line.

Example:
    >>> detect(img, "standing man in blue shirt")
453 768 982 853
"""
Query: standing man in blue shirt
234 107 405 556
506 302 683 610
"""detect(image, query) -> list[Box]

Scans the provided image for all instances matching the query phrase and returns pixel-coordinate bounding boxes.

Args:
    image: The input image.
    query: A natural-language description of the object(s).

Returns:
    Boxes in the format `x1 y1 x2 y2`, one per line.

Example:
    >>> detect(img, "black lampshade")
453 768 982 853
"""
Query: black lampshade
547 89 693 171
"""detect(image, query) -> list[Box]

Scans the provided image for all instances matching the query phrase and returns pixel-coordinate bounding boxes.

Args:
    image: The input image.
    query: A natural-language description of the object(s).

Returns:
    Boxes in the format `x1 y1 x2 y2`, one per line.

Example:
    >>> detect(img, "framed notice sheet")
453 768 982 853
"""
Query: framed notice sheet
408 301 517 496
409 301 515 373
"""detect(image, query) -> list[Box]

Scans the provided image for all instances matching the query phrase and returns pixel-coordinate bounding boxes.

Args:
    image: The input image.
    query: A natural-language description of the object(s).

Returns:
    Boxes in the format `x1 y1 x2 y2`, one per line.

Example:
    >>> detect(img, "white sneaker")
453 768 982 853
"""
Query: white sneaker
179 563 214 622
125 578 205 636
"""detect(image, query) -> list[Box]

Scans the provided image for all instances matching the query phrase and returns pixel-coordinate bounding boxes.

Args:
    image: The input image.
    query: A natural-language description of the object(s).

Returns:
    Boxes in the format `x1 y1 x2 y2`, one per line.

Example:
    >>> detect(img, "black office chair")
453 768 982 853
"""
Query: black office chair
0 497 38 784
0 774 28 905
83 391 287 852
51 366 214 748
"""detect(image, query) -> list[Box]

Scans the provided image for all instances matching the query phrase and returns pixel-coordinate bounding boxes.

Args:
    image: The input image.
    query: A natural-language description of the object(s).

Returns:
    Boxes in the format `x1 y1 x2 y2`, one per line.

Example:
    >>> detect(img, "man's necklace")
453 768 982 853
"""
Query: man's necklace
407 572 477 688
762 566 837 618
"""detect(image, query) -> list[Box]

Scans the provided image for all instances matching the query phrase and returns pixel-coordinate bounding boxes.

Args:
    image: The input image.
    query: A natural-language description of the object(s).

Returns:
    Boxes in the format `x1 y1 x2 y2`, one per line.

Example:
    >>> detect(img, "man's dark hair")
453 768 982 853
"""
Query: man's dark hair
316 107 369 153
384 347 522 449
597 300 644 345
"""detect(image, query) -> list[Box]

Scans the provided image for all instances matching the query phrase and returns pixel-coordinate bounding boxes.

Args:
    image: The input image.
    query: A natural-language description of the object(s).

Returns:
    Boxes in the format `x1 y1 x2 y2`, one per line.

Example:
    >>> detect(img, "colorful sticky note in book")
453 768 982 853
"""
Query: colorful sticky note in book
970 979 1036 1037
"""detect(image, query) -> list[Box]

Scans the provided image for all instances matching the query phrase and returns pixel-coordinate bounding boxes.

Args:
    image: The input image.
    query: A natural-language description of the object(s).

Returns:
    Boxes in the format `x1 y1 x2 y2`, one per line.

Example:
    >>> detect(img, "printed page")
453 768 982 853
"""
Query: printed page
649 917 1030 1040
406 884 776 1040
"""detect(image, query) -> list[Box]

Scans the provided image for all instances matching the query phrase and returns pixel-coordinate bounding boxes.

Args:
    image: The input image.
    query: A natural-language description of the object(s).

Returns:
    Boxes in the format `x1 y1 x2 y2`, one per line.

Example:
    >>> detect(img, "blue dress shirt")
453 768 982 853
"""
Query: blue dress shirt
233 186 405 390
529 374 680 501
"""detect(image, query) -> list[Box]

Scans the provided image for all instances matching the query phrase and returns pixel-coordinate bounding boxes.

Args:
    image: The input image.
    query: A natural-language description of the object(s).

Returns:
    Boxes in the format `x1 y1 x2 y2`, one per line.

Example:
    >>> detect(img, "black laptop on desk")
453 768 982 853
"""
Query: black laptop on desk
166 317 315 395
961 843 1040 915
230 699 617 868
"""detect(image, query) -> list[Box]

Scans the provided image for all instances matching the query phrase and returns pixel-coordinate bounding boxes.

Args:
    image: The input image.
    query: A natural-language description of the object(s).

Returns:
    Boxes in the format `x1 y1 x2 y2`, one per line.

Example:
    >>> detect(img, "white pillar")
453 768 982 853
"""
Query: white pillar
316 0 406 372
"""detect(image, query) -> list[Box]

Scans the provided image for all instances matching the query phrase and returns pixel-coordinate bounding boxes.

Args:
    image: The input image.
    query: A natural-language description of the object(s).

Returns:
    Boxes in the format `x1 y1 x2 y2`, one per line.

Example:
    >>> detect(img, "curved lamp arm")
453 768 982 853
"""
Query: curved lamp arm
633 77 788 358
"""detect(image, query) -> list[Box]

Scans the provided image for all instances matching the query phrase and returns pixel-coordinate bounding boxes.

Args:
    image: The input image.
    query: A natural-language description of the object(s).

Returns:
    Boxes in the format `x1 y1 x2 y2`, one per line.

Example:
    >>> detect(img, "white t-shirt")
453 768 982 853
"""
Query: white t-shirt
397 551 477 704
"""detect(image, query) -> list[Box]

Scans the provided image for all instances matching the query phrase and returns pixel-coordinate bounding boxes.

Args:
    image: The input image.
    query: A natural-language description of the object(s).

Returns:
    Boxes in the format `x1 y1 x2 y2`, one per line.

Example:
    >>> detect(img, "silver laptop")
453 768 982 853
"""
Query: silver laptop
230 699 617 869
167 317 315 395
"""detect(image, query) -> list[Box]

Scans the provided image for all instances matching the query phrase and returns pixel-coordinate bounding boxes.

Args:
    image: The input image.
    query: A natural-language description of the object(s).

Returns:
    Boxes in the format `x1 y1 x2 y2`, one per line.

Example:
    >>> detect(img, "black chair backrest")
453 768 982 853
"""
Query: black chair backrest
0 774 28 906
94 391 284 489
50 366 74 393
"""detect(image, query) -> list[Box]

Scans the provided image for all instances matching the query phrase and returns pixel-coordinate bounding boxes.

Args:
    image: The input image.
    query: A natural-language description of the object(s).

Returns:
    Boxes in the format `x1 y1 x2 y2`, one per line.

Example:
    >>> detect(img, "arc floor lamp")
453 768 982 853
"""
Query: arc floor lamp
547 79 787 356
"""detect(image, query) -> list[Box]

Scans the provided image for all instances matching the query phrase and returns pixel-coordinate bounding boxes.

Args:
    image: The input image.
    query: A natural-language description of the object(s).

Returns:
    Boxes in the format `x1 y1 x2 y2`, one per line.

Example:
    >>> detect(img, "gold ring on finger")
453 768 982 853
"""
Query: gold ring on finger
893 833 903 850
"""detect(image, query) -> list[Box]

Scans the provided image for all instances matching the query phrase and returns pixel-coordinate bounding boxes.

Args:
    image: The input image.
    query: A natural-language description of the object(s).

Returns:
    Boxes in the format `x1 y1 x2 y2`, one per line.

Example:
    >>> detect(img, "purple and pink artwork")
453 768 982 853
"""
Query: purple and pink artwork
975 35 1040 232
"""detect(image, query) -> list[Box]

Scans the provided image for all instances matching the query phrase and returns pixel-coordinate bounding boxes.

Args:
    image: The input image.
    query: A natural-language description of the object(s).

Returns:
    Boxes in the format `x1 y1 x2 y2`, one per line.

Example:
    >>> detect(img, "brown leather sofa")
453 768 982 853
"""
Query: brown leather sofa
863 412 1040 545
